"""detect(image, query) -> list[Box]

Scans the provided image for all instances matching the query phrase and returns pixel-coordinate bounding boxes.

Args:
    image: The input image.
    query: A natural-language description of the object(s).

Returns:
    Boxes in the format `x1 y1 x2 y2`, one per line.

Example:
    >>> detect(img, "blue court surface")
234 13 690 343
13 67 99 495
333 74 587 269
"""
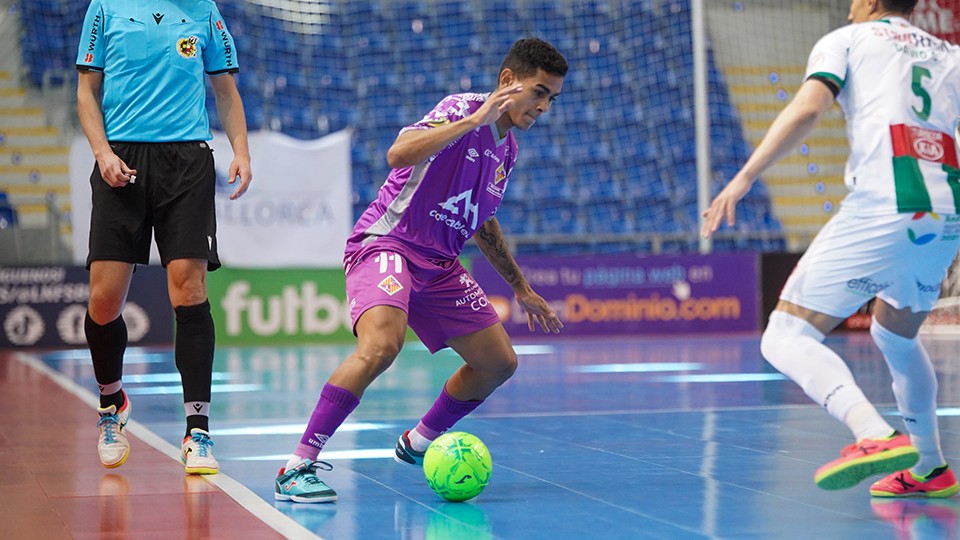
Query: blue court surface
36 333 960 539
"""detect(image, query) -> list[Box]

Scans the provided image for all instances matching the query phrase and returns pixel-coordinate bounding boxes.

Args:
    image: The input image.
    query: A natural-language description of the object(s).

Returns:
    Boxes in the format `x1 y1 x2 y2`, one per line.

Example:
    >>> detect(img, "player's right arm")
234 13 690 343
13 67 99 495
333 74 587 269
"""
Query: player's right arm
75 0 135 188
76 71 136 188
701 78 835 238
386 83 523 168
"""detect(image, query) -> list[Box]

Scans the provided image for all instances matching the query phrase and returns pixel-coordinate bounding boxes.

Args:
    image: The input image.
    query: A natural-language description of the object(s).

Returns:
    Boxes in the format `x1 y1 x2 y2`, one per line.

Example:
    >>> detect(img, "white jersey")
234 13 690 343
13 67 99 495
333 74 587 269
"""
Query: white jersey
806 17 960 216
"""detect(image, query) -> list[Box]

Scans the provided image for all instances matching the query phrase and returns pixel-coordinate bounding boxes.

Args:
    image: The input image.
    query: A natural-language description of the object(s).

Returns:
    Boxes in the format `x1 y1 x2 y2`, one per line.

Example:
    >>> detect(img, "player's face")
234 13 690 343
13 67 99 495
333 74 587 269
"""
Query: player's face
504 68 564 131
848 0 875 23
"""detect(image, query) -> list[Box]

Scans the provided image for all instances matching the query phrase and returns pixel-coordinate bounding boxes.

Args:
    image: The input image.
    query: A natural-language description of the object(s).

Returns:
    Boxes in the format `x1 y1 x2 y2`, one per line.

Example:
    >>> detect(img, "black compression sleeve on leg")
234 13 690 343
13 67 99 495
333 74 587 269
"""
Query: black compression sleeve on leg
84 311 127 409
174 300 215 405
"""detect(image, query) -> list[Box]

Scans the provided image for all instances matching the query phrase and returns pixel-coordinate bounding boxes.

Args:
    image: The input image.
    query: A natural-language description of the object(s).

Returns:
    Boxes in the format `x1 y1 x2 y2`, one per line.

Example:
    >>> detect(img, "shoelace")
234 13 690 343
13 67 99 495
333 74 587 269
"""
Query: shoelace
292 460 334 485
98 414 120 444
191 432 214 458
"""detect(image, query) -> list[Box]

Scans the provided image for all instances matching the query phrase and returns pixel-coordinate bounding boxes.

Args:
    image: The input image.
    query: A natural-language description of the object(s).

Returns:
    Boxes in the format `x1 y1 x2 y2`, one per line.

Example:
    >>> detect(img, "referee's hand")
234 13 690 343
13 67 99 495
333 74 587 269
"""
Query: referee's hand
227 155 252 200
97 152 137 188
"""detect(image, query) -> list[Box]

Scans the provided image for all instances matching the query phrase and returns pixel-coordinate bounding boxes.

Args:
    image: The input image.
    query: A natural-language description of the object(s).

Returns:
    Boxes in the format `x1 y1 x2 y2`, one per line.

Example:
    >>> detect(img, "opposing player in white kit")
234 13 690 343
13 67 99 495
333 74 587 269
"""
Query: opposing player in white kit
703 0 960 497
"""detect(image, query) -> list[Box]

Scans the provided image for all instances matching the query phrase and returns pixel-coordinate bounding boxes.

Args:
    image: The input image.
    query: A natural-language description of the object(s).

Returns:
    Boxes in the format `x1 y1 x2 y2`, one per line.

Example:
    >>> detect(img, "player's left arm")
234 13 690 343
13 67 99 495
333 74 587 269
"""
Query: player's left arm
474 217 563 334
209 73 252 200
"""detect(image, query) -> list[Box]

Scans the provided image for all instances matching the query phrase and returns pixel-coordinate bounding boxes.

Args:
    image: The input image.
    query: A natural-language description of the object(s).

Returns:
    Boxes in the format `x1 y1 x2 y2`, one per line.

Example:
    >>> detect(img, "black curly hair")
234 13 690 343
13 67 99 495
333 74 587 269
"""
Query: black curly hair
499 38 568 80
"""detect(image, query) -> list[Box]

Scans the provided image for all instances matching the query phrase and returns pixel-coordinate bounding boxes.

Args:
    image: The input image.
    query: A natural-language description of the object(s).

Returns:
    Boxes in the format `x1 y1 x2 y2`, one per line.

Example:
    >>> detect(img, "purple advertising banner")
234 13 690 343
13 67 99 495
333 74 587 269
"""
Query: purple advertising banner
471 253 760 336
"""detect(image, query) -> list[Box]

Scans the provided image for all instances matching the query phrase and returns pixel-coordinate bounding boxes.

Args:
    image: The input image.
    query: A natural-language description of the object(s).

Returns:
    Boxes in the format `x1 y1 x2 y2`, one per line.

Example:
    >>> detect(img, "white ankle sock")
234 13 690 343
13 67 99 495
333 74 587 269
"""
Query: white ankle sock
844 401 896 442
285 455 308 472
408 428 434 453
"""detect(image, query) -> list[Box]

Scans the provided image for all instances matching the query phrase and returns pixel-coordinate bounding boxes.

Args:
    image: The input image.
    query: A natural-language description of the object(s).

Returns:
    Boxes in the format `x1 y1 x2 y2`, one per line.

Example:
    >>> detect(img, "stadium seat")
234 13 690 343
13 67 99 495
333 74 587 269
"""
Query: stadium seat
0 204 18 230
18 0 784 252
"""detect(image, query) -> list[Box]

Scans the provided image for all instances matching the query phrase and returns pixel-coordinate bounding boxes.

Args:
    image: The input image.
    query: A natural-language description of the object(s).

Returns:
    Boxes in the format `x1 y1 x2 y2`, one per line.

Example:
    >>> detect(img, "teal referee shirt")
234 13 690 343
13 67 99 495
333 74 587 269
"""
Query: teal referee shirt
76 0 239 142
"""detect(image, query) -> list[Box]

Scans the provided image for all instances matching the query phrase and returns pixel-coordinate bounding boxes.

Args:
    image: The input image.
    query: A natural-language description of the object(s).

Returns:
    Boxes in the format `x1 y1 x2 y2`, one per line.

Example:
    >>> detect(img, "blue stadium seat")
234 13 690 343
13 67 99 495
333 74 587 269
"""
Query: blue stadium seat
17 0 783 248
0 204 17 230
481 0 527 36
572 0 615 38
496 201 534 235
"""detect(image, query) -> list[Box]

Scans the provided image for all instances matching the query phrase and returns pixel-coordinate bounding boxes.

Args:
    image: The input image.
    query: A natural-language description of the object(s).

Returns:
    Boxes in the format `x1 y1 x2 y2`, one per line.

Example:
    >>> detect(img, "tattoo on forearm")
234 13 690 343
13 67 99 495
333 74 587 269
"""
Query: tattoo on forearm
477 221 522 288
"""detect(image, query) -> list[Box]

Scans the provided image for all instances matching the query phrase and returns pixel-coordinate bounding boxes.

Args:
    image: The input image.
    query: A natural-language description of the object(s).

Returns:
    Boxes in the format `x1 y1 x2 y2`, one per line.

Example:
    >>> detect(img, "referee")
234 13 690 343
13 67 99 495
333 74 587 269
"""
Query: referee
76 0 252 475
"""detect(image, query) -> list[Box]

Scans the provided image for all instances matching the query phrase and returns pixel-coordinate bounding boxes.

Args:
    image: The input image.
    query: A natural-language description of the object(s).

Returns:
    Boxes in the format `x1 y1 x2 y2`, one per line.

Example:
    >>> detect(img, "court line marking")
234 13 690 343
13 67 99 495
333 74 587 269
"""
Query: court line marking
16 352 322 540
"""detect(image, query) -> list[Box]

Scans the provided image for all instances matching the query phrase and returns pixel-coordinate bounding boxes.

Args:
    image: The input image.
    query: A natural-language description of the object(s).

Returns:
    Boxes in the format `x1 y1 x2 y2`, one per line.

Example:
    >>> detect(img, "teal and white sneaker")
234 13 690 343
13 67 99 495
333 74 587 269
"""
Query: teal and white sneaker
181 428 220 475
275 459 338 503
97 391 131 468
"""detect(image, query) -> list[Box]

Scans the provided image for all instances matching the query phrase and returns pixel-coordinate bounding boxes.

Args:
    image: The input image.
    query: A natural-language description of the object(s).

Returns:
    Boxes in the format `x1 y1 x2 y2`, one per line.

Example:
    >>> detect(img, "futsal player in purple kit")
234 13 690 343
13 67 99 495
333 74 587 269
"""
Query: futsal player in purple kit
274 38 568 503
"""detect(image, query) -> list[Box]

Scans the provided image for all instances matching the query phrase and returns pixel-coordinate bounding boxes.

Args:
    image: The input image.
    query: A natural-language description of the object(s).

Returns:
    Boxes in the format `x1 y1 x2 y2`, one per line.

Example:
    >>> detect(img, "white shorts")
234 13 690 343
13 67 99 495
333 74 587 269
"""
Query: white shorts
780 209 960 317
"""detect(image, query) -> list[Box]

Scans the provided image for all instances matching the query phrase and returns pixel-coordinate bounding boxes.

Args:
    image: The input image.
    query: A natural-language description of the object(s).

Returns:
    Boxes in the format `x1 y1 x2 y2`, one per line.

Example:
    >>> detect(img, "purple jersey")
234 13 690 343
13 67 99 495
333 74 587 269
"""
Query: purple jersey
345 93 518 265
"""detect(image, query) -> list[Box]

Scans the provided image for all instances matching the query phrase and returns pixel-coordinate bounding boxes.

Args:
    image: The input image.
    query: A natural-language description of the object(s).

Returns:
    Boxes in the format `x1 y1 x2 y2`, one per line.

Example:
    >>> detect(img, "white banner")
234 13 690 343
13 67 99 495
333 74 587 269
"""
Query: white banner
70 130 353 269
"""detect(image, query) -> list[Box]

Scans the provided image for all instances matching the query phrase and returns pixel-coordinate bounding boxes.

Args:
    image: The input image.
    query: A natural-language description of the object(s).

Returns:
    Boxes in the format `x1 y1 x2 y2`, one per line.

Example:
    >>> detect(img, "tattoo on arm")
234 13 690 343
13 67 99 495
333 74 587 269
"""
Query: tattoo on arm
476 219 524 289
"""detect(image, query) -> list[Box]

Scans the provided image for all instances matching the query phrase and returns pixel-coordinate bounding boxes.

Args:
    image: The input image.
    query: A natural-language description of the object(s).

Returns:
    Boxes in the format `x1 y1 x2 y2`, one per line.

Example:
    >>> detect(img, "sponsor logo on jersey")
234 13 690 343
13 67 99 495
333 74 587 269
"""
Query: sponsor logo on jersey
177 36 199 58
465 148 479 162
220 29 234 67
454 274 490 311
484 149 501 163
85 12 101 54
891 124 958 166
916 279 941 295
84 53 94 63
907 211 940 245
216 20 224 31
845 277 893 296
433 189 478 237
377 275 404 296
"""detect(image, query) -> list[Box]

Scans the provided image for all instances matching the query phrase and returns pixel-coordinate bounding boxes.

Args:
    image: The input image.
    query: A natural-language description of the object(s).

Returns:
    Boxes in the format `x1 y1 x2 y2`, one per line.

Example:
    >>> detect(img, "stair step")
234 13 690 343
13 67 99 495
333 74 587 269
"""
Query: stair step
0 126 63 146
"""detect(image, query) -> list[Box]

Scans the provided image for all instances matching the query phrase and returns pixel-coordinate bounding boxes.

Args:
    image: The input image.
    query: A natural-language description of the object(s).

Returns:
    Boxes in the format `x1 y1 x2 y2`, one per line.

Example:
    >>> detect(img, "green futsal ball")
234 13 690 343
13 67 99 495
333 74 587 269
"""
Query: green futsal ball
423 432 492 501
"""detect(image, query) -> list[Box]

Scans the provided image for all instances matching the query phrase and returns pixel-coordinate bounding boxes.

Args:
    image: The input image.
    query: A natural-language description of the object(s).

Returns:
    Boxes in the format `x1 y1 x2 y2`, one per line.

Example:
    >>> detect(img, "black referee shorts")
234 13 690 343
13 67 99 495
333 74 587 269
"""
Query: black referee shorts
87 141 221 271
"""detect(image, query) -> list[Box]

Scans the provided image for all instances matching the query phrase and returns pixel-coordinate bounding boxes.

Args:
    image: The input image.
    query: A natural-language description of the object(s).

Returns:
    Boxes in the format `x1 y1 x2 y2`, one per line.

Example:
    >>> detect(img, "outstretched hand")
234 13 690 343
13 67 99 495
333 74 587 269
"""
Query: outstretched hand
515 289 563 334
701 175 753 238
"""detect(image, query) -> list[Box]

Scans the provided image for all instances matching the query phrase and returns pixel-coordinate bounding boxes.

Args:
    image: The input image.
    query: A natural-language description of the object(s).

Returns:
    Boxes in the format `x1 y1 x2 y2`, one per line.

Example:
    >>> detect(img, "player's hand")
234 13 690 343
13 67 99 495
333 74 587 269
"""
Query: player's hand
97 151 137 188
227 154 253 200
473 83 523 127
515 289 563 334
701 175 753 238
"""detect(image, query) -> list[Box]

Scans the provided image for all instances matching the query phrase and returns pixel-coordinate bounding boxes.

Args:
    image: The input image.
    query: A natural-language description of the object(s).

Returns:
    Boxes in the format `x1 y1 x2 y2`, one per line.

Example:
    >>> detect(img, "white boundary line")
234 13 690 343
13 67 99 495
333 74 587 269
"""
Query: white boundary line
15 352 321 540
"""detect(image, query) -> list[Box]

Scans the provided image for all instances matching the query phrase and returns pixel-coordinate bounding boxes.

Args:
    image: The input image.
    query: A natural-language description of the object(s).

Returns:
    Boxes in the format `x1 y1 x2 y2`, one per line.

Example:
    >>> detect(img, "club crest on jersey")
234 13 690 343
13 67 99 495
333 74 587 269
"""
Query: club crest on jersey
378 275 404 296
486 163 508 198
177 36 199 58
494 163 506 184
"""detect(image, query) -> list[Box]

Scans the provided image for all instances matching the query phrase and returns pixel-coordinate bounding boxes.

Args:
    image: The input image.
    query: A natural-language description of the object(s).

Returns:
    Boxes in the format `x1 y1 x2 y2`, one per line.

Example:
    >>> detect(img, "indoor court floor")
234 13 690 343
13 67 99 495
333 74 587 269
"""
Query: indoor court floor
4 332 960 539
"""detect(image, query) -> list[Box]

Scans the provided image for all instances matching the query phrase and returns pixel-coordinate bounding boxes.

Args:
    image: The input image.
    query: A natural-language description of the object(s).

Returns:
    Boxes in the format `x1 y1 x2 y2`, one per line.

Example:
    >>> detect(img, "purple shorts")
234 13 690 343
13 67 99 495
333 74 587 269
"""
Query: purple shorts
345 244 501 353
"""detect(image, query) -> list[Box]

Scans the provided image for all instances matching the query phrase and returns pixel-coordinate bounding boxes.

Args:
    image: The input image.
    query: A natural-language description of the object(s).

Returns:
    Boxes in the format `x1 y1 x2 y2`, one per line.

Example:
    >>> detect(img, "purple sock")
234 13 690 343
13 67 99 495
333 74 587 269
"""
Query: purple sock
295 383 360 461
416 386 484 439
